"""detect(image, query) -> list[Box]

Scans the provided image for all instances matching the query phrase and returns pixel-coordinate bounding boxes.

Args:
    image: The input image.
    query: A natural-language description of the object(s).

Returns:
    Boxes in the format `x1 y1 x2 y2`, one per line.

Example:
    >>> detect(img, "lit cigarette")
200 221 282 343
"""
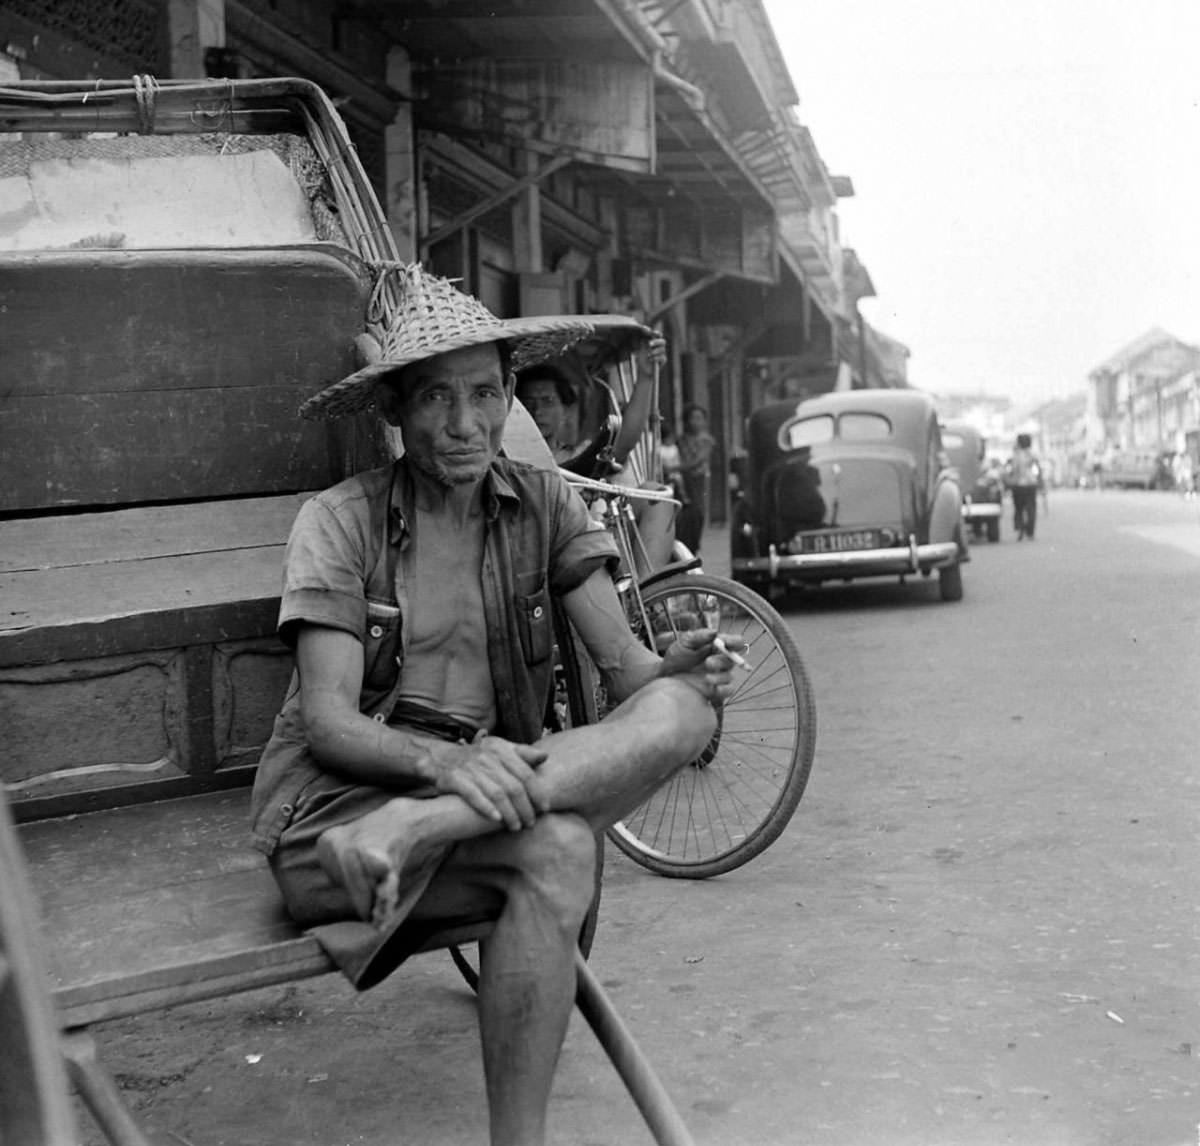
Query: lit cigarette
713 636 750 671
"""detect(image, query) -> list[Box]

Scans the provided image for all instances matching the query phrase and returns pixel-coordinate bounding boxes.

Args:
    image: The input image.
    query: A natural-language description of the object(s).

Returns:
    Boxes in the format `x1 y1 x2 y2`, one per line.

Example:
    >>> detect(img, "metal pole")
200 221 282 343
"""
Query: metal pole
573 951 696 1146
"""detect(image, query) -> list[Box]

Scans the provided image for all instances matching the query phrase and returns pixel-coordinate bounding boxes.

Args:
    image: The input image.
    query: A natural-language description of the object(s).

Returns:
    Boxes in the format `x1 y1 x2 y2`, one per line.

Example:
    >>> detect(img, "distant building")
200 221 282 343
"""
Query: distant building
1025 392 1088 486
928 392 1012 454
1086 328 1200 458
863 322 911 388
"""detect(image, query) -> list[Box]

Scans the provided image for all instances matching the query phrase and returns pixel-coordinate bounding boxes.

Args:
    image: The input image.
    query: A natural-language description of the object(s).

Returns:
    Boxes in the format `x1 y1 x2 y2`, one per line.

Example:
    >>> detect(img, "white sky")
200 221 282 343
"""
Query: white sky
762 0 1200 408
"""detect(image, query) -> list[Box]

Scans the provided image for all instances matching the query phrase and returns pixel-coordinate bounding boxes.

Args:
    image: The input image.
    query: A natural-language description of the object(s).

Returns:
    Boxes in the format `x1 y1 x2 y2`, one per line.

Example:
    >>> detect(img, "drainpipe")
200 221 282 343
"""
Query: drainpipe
653 58 706 112
599 0 706 111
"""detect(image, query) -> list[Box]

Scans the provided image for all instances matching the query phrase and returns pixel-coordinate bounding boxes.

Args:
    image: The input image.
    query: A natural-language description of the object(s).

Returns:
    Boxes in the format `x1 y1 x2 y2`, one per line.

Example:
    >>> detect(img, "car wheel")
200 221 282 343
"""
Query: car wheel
986 518 1000 543
939 562 964 602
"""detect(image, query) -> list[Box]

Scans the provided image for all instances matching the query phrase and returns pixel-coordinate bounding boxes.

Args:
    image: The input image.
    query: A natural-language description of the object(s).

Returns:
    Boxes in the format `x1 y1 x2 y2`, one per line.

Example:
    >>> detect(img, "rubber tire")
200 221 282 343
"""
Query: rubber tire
986 518 1000 543
607 572 817 879
939 561 964 602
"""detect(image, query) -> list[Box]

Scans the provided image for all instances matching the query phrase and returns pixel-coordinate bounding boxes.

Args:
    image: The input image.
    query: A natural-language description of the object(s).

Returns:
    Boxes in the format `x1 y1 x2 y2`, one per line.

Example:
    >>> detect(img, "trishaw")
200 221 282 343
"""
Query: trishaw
0 74 814 1146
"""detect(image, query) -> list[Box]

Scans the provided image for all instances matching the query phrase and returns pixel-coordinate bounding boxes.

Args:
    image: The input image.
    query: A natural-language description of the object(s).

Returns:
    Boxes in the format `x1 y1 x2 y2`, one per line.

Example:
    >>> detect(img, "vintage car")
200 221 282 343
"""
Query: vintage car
942 419 1004 542
730 390 968 601
1102 448 1173 490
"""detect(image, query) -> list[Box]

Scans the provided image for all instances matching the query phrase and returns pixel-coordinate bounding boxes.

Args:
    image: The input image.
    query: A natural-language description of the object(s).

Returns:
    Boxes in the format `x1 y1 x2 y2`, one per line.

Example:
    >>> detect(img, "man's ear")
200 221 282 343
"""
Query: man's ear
505 370 517 410
374 377 405 425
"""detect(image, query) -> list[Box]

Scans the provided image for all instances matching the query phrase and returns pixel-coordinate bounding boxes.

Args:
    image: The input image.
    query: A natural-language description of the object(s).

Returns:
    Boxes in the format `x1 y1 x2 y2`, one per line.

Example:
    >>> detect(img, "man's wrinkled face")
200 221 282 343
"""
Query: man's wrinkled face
381 344 510 487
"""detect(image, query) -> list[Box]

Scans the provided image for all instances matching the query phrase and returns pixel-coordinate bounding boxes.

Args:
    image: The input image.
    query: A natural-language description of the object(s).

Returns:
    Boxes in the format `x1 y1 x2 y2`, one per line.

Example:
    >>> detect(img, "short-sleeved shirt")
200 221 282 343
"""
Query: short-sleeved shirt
250 455 618 855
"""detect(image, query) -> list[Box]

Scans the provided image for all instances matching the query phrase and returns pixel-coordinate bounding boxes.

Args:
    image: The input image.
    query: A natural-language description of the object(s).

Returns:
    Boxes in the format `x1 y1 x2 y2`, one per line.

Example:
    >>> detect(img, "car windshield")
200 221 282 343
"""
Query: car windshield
838 412 892 441
780 411 892 450
781 414 834 450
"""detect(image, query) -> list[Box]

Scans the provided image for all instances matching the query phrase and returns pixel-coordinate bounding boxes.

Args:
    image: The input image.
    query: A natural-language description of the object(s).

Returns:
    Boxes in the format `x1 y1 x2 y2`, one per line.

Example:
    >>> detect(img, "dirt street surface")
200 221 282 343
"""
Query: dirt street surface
76 489 1199 1146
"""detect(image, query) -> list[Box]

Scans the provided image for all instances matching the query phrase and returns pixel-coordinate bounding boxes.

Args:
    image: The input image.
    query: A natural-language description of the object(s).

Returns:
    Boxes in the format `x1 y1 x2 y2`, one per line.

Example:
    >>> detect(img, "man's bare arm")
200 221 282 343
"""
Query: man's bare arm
295 625 546 829
296 625 449 786
561 568 742 704
560 570 660 704
610 333 667 466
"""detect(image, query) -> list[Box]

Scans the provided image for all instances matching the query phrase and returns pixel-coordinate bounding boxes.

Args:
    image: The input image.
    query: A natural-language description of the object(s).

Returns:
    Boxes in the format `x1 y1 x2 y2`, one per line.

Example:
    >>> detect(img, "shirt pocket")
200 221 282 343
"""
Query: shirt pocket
514 585 553 665
363 599 402 689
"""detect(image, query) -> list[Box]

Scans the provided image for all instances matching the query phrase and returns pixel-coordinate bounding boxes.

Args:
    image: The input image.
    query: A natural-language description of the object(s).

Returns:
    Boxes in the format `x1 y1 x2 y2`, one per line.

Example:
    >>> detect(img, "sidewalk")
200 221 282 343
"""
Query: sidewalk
691 520 730 579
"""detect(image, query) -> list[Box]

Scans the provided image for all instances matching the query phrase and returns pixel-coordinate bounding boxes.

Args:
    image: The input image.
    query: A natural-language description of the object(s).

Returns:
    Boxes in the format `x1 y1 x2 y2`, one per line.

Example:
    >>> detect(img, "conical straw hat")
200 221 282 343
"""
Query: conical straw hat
299 263 597 420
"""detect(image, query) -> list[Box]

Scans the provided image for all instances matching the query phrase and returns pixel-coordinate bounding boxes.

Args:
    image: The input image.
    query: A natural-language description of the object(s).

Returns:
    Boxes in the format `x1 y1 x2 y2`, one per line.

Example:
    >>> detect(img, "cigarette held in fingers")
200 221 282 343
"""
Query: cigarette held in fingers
713 636 751 671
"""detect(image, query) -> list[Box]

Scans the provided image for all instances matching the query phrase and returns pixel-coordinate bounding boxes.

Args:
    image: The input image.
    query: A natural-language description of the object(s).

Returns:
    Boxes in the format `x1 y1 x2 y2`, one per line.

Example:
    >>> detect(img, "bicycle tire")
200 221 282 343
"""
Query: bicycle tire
450 604 603 990
607 572 816 878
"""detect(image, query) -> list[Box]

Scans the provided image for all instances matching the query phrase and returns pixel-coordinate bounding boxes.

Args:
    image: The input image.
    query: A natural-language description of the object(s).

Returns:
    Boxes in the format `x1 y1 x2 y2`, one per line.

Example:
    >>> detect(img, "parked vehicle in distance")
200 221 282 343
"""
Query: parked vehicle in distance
942 420 1003 542
731 389 968 601
1103 448 1167 490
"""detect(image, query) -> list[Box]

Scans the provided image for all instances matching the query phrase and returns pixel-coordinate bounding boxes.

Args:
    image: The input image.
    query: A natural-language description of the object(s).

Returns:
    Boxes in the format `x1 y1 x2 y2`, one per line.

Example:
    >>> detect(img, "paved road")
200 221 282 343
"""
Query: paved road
85 490 1200 1146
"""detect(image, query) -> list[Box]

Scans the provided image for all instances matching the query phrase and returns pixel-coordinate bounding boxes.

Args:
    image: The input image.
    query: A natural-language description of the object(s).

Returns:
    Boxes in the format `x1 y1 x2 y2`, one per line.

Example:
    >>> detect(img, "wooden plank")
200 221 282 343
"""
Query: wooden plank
0 246 371 511
53 937 335 1028
0 389 343 511
0 547 284 637
0 600 281 670
16 789 497 1026
0 494 312 574
10 767 257 824
0 248 369 399
0 790 79 1144
18 787 332 1023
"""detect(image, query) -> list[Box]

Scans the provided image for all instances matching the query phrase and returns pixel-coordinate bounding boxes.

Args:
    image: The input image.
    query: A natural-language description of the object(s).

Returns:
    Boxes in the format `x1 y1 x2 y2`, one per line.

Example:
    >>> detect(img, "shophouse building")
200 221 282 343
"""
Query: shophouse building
1086 327 1200 460
0 0 899 521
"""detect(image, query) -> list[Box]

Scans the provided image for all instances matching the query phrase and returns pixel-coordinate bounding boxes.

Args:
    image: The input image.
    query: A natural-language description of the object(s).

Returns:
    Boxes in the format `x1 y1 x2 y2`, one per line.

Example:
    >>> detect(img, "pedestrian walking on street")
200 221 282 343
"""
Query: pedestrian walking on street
1004 432 1044 540
1173 451 1196 499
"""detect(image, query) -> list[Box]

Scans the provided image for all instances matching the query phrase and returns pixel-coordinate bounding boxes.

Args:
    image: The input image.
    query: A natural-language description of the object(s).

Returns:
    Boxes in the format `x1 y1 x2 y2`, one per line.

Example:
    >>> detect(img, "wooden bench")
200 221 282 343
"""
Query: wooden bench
8 784 693 1146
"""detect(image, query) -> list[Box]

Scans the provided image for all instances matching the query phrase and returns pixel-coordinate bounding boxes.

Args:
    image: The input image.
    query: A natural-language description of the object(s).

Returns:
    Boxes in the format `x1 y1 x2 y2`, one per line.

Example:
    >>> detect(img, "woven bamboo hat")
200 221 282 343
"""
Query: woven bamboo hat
299 263 597 420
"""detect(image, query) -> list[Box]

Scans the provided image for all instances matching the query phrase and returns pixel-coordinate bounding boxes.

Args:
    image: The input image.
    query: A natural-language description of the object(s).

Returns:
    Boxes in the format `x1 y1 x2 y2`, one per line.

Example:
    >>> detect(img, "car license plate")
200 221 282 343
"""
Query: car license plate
795 528 883 554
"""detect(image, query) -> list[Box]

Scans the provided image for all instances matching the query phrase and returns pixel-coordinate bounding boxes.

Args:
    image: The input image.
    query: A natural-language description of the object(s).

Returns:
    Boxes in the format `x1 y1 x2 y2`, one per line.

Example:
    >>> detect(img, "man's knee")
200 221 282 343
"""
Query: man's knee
510 813 597 926
631 677 717 762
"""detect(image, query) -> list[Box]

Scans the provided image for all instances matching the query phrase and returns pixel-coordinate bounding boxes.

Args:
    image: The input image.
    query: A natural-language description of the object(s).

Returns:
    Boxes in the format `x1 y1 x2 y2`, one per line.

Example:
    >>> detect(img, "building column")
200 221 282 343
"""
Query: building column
384 47 417 261
511 152 544 272
167 0 225 79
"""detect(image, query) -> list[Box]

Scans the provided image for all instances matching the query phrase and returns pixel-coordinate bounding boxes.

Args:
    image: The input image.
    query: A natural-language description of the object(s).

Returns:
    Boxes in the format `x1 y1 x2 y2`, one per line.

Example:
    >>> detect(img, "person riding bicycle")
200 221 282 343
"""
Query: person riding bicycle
251 263 743 1146
1004 432 1044 540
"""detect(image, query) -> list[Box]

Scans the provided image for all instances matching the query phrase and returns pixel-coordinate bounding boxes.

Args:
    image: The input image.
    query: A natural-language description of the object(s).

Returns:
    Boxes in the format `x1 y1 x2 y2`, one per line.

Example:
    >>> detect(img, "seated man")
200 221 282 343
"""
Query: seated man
252 264 740 1146
516 333 678 575
513 363 580 465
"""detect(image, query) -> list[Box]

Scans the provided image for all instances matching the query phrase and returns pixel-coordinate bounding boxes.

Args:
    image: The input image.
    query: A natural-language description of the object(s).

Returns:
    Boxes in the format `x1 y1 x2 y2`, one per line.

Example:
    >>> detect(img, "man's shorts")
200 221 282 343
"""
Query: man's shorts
268 705 485 990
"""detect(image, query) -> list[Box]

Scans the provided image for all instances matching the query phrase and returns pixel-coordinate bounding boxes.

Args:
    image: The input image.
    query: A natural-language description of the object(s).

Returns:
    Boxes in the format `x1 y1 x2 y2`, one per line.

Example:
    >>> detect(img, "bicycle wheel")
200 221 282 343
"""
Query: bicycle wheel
607 572 816 878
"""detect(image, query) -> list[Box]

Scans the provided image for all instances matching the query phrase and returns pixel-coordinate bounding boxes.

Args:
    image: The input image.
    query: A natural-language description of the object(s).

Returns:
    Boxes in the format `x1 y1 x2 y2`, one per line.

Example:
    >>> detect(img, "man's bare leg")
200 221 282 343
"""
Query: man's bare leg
317 675 714 916
315 679 712 1145
406 813 596 1146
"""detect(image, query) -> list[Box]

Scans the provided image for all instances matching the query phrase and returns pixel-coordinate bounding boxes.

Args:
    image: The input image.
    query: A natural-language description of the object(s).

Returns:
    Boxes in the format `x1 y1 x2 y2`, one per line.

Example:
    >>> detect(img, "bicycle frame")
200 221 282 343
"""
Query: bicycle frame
560 471 689 634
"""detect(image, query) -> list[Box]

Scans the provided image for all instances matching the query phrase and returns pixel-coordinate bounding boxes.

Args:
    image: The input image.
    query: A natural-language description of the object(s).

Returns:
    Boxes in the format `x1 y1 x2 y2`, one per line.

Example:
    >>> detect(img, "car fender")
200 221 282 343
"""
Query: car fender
928 474 965 545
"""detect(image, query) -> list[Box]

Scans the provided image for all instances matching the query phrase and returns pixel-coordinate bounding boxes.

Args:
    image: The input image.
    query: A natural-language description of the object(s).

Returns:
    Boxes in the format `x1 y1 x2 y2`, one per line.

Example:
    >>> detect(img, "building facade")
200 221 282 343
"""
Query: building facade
1086 328 1200 461
0 0 906 521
